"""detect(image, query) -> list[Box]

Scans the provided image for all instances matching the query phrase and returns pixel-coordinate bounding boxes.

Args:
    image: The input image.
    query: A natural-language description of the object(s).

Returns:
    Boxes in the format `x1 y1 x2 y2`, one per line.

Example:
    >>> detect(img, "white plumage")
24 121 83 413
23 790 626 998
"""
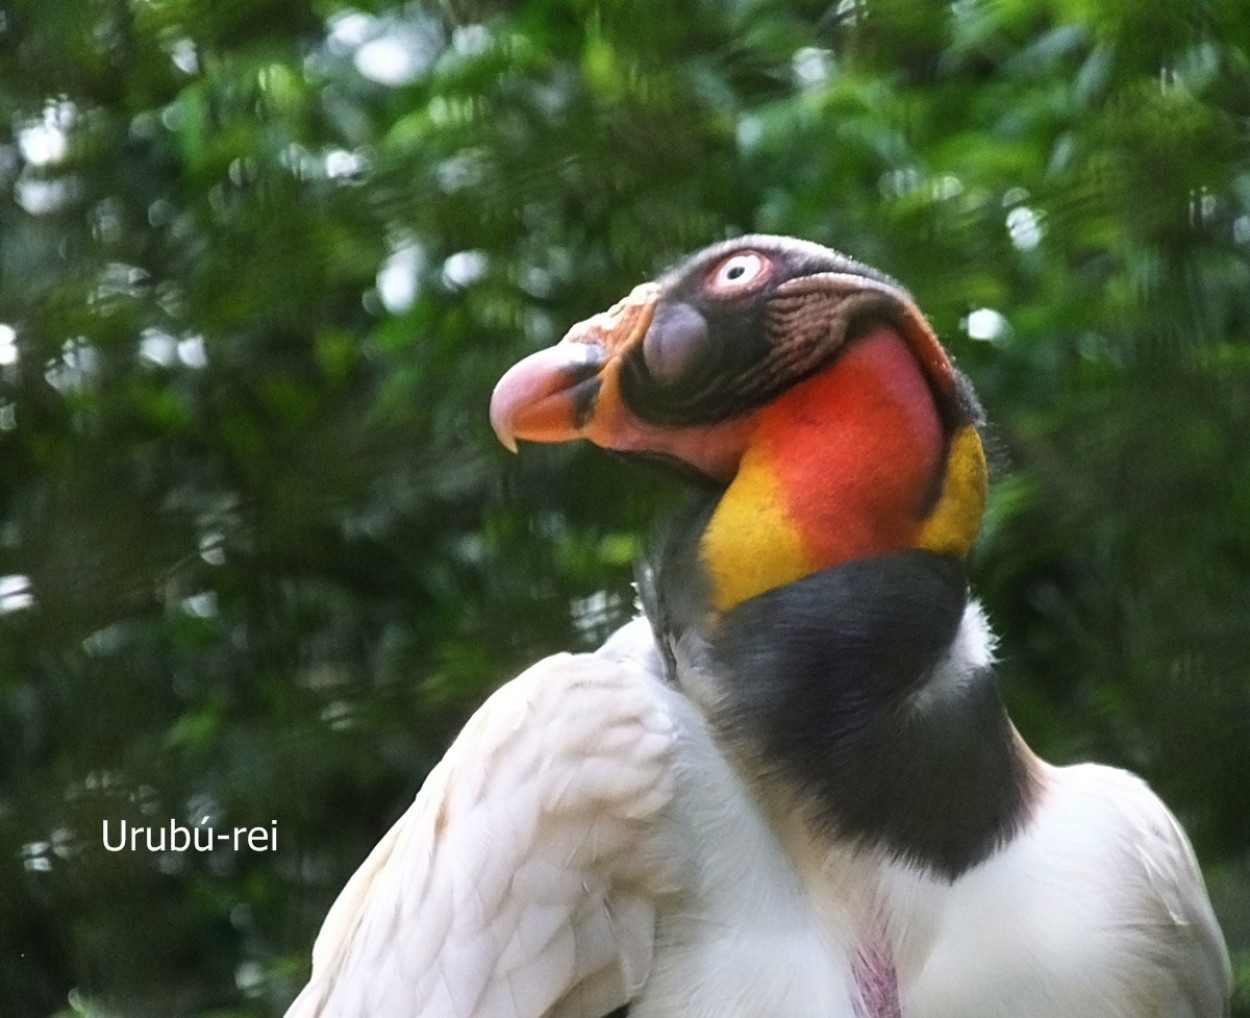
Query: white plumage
288 235 1229 1016
287 608 1229 1018
288 622 679 1018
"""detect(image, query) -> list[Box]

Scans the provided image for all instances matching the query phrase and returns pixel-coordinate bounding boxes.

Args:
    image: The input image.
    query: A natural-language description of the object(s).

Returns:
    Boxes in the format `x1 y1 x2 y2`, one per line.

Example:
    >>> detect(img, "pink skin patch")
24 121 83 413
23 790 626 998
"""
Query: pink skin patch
852 939 901 1018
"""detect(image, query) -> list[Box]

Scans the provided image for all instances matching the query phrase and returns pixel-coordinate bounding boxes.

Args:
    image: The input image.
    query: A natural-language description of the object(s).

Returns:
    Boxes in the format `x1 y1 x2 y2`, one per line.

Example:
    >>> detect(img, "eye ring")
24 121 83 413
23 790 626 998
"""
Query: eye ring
705 251 772 296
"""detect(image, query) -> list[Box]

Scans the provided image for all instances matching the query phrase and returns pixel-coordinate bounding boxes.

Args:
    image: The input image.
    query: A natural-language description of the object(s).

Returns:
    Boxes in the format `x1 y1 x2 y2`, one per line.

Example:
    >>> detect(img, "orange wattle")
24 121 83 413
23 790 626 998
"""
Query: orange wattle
699 326 944 612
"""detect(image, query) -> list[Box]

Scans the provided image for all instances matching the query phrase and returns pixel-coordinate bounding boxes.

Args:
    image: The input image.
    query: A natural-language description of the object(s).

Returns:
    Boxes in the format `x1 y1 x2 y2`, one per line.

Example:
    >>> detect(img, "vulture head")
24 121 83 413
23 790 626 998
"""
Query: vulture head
491 236 986 615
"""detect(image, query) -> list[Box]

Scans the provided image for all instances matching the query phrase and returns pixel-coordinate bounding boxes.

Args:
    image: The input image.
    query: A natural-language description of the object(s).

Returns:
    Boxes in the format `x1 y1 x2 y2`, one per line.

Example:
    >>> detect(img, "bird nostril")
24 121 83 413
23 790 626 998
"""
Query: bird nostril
642 303 710 385
558 342 609 383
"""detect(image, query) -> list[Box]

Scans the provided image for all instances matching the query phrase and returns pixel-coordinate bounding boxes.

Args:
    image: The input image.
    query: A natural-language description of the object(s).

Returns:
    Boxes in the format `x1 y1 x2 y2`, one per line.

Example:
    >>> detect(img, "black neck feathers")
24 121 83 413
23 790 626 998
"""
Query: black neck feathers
642 520 1035 880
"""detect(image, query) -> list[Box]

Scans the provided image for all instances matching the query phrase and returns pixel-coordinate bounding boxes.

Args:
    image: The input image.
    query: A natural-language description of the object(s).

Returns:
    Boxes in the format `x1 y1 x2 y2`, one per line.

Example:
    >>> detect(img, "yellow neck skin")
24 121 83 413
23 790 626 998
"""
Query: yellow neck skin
700 423 986 613
697 331 987 614
699 441 811 614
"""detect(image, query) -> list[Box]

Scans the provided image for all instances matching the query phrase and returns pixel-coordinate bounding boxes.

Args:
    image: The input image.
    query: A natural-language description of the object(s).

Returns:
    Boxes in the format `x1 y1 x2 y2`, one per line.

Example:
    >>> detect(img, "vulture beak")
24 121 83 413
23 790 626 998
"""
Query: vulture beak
490 283 658 454
490 281 755 482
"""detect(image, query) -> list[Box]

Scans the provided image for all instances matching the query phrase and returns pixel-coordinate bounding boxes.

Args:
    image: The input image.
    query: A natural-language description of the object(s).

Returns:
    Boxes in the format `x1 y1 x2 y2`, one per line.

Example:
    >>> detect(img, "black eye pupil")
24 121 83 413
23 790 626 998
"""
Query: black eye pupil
727 264 745 280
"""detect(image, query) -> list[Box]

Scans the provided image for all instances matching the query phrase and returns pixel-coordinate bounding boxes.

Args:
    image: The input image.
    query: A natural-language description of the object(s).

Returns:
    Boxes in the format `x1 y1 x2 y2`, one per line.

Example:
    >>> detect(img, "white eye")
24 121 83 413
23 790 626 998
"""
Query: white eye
706 251 771 295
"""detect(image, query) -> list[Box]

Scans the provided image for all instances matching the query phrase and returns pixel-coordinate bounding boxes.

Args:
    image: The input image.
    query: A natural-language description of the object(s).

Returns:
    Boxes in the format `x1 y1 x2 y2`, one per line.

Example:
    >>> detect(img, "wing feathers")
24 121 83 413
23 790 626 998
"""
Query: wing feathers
287 625 678 1018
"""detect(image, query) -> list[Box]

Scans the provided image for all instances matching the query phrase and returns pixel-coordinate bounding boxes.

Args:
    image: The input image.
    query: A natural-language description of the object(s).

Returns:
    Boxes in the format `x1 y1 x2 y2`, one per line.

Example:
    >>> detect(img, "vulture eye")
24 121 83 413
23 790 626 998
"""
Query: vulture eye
706 251 771 296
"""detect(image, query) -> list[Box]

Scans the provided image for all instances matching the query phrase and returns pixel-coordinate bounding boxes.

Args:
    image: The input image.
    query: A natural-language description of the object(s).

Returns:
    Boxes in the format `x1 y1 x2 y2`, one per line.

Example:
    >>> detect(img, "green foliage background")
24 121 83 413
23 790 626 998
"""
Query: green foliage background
1 0 1248 1014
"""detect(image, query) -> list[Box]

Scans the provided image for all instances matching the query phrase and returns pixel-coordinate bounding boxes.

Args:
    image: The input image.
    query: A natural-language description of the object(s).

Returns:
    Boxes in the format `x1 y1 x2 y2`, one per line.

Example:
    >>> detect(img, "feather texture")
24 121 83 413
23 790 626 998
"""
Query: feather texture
895 761 1230 1017
288 610 1229 1017
286 621 682 1018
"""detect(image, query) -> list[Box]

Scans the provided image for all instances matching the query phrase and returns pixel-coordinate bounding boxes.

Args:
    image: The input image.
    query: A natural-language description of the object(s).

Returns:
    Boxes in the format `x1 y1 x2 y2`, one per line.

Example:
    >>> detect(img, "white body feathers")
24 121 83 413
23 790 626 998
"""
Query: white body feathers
286 610 1229 1018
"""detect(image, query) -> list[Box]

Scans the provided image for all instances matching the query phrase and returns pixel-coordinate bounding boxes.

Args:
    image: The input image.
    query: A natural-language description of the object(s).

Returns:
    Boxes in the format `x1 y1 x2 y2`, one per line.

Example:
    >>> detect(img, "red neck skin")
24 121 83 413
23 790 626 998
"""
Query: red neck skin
755 325 944 570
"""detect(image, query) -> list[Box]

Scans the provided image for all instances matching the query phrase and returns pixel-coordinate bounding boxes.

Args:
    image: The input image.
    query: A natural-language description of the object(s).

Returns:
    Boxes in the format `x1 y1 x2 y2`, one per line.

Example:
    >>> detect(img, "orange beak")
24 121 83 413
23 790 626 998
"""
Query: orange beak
490 282 658 454
490 282 757 483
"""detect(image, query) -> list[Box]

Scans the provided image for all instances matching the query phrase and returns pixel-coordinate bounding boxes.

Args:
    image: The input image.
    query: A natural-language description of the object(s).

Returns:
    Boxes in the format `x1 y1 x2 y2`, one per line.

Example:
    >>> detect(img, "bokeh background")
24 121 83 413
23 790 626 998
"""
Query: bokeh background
1 0 1248 1014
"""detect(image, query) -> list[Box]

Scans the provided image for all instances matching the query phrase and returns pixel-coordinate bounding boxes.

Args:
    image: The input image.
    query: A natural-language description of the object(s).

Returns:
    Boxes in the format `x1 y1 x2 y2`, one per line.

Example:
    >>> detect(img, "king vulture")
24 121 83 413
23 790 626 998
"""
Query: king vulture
287 236 1230 1017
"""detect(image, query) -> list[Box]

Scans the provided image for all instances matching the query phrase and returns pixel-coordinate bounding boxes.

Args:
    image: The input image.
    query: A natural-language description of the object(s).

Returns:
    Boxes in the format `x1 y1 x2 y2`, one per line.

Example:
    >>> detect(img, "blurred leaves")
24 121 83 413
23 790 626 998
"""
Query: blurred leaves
1 0 1248 1014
